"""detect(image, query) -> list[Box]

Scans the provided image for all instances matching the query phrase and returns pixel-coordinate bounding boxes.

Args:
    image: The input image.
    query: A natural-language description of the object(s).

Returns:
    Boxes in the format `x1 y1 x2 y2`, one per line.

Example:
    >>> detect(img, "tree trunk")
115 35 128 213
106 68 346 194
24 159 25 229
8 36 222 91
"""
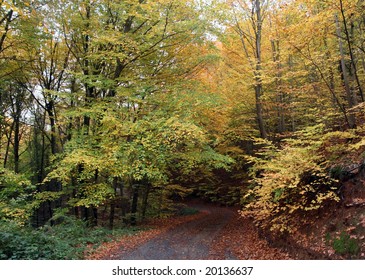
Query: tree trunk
141 184 151 221
254 0 267 139
3 121 14 168
13 92 22 173
130 185 139 226
46 100 57 154
287 55 296 132
335 14 356 128
271 38 285 134
109 202 115 229
92 207 98 226
339 0 364 102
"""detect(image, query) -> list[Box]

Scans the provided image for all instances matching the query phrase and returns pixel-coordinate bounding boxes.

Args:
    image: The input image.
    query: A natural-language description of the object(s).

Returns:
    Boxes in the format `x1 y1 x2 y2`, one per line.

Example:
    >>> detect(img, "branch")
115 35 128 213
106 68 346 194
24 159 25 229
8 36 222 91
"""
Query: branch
289 41 350 126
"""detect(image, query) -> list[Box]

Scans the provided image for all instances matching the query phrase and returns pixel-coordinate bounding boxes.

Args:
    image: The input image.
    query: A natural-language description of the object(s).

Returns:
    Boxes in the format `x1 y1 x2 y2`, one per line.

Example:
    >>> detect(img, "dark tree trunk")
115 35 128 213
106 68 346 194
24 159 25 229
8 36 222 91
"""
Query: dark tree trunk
130 185 139 226
141 184 151 221
109 202 115 229
46 100 57 155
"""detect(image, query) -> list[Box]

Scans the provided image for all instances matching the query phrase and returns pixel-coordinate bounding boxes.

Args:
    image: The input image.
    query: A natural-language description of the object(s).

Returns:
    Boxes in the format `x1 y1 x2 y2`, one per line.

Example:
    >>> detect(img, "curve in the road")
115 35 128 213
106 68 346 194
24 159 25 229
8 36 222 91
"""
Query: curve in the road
119 204 235 260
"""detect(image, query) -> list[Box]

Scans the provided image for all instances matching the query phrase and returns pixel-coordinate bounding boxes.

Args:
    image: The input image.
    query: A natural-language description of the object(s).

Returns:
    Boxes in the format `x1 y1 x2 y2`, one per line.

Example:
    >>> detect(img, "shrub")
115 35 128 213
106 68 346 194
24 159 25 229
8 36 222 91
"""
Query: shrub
0 168 35 226
0 221 71 260
0 213 138 260
332 232 360 256
242 126 340 234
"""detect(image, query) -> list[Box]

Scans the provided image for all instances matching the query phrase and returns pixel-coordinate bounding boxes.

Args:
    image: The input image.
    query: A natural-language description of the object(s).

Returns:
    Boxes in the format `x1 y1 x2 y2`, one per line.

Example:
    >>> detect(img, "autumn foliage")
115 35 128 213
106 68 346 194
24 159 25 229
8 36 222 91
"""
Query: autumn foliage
1 0 365 259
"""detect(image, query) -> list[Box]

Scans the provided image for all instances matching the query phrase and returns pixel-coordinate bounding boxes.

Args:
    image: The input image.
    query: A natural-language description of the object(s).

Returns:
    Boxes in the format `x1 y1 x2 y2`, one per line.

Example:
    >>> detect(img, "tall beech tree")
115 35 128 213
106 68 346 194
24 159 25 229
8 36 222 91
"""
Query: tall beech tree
42 0 233 226
231 0 268 139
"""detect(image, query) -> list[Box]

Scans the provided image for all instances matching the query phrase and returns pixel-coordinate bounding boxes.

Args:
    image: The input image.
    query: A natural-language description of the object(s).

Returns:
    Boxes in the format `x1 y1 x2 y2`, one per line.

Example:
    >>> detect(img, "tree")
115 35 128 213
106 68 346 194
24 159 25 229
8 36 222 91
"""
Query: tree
40 0 234 226
231 0 268 139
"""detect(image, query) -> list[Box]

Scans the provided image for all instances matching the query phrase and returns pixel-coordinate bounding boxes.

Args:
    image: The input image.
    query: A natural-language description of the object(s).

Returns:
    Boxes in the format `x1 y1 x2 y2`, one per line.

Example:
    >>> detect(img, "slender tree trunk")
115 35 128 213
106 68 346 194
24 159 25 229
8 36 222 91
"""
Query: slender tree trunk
3 121 14 168
141 184 151 221
46 100 57 155
339 0 364 102
335 14 356 128
130 184 139 226
38 124 46 183
13 119 19 173
13 92 22 173
82 3 93 132
109 177 120 229
288 55 296 132
271 38 285 133
48 201 54 226
0 10 13 52
234 0 268 138
254 0 267 139
91 170 99 226
92 208 98 226
109 202 115 229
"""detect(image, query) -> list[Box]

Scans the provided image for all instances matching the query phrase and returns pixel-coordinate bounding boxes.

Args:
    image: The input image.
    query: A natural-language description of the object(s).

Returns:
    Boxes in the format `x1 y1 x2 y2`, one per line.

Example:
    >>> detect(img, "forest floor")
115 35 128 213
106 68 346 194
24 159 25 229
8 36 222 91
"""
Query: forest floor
85 200 290 260
85 172 365 260
85 193 365 260
280 177 365 260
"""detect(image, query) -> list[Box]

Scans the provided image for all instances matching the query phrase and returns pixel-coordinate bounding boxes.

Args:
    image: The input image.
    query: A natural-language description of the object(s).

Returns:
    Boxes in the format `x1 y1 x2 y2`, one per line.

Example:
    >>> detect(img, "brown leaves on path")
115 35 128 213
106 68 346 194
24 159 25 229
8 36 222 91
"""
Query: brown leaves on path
86 206 291 260
85 211 208 260
208 213 291 260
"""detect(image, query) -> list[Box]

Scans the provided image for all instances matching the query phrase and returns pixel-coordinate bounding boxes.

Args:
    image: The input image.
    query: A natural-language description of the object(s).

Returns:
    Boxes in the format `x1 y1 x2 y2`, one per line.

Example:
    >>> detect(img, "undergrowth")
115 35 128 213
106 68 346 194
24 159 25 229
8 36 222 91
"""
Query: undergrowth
332 232 360 257
0 213 141 260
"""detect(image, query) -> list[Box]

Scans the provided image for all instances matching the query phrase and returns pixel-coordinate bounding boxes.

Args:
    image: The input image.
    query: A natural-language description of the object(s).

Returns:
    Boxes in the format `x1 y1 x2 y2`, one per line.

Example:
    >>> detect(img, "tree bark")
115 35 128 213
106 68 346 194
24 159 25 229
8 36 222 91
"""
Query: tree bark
270 37 285 134
254 0 267 139
130 184 139 226
46 100 58 154
141 183 151 221
339 0 364 102
12 89 23 173
335 14 356 128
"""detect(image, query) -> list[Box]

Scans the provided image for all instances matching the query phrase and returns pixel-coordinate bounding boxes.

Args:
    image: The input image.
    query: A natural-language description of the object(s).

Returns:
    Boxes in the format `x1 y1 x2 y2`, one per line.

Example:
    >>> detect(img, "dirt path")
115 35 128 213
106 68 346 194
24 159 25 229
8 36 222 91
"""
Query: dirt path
120 204 235 260
86 201 290 260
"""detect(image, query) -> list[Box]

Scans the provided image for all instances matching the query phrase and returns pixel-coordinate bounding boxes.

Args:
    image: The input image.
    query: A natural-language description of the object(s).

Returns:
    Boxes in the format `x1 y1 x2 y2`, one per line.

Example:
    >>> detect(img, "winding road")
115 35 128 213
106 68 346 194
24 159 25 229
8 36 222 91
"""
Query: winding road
120 203 235 260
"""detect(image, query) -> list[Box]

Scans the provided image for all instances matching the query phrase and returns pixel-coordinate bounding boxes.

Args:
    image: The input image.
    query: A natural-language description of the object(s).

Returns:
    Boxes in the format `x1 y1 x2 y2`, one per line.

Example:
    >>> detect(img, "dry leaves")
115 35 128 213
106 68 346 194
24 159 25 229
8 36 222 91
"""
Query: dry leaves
208 212 290 260
85 211 208 260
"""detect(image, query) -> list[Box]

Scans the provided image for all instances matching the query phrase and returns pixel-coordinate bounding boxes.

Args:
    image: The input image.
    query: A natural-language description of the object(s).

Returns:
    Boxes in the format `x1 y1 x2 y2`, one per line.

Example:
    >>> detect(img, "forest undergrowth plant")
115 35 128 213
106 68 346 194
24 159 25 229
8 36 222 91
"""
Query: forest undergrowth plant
241 126 340 234
332 232 360 257
0 168 36 226
0 209 140 260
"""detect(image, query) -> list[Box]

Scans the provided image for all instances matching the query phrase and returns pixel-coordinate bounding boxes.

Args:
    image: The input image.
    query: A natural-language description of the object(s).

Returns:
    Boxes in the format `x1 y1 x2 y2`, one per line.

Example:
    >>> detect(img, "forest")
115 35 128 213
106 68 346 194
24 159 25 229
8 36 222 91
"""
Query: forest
1 0 365 260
